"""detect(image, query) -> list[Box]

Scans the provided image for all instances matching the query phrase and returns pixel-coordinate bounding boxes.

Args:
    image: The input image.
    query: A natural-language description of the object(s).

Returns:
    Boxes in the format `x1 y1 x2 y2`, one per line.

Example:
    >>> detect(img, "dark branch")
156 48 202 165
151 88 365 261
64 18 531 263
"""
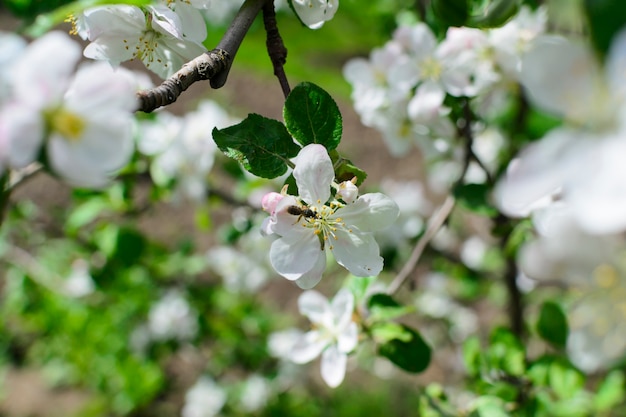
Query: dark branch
136 0 268 113
263 1 291 98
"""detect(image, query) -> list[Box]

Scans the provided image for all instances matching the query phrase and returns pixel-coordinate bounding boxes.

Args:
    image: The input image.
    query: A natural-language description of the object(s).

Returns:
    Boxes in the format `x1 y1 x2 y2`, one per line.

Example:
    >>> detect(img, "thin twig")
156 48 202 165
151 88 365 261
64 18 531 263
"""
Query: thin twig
262 0 291 98
136 0 268 112
0 172 10 228
387 195 456 295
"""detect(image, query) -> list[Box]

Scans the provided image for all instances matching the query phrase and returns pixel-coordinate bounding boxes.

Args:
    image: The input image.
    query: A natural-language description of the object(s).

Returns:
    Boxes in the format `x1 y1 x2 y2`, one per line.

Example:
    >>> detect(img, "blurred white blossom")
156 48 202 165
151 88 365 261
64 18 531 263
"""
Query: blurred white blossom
496 28 626 234
64 259 96 298
148 290 198 342
288 289 358 388
0 31 137 187
182 376 227 417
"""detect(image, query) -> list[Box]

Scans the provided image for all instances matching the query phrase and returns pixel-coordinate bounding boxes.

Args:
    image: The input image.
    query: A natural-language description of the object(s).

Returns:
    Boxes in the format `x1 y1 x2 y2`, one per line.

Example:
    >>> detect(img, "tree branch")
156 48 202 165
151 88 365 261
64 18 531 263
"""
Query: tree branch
263 1 291 98
387 195 456 295
136 0 268 113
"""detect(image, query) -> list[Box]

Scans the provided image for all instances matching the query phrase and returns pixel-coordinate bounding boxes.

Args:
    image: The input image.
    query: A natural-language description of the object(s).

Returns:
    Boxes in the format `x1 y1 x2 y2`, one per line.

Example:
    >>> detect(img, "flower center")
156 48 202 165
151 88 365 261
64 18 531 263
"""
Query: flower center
301 202 351 250
49 108 85 141
123 14 167 71
420 57 442 81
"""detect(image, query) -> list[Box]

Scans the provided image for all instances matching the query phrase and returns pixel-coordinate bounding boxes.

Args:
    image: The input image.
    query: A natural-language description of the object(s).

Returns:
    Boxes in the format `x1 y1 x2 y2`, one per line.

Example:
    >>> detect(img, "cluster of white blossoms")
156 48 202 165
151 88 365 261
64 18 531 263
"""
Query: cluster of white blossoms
137 100 237 202
0 31 138 188
73 1 210 79
261 144 399 289
343 6 546 157
494 23 626 370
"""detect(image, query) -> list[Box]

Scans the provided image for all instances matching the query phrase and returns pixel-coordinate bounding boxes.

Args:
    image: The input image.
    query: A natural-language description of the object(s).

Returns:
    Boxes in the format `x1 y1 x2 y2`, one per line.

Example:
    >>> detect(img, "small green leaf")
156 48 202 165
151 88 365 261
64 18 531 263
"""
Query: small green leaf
594 371 626 412
463 336 483 377
468 396 510 417
453 183 498 216
65 197 110 234
378 324 431 373
467 0 520 28
283 82 342 150
331 153 367 186
537 301 568 349
212 114 301 179
367 293 413 321
488 327 526 376
548 358 584 399
370 322 410 344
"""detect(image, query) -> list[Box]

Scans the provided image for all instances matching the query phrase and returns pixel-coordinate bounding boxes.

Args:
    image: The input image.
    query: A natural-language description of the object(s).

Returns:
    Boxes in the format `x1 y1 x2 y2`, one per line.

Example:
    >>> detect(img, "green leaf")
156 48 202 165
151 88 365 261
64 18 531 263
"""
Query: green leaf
377 324 431 373
65 197 110 234
487 327 526 376
432 0 469 27
331 151 368 186
584 0 626 57
463 336 483 377
370 322 411 344
283 82 342 150
453 183 498 216
594 371 626 412
548 358 584 399
212 114 301 179
468 396 510 417
537 301 568 349
467 0 520 28
367 293 413 321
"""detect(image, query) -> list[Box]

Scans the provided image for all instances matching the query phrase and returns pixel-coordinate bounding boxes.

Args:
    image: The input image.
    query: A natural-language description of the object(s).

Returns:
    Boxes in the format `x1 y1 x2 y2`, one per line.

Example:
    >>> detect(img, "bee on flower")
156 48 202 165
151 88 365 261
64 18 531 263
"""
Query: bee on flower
261 144 399 289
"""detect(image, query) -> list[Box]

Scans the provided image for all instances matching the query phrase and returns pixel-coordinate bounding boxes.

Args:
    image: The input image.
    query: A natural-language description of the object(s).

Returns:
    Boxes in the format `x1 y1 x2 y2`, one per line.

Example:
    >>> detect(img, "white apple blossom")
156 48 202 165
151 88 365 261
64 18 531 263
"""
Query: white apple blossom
148 290 198 342
291 0 339 29
261 144 399 288
64 259 96 298
489 5 547 77
496 28 626 233
182 376 227 417
207 245 271 293
238 374 272 412
76 5 207 78
289 289 358 388
1 31 137 187
517 207 626 372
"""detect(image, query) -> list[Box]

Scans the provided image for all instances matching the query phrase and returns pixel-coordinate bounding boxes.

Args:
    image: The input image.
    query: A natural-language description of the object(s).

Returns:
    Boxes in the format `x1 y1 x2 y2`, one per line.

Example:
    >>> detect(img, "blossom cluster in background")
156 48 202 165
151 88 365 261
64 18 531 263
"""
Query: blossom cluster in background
343 6 546 158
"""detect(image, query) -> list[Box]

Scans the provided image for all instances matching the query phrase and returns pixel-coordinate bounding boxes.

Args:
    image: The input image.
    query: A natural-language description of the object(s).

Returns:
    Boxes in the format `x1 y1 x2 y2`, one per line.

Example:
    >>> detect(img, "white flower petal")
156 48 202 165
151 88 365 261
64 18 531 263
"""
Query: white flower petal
81 5 146 40
337 193 399 232
12 31 80 107
293 144 334 204
408 81 446 122
269 231 323 280
171 2 208 42
320 345 347 388
291 0 338 29
330 288 354 330
521 35 600 121
337 322 358 353
290 330 327 364
298 290 332 325
295 254 327 289
494 128 580 217
2 105 43 168
65 62 138 114
331 230 383 277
